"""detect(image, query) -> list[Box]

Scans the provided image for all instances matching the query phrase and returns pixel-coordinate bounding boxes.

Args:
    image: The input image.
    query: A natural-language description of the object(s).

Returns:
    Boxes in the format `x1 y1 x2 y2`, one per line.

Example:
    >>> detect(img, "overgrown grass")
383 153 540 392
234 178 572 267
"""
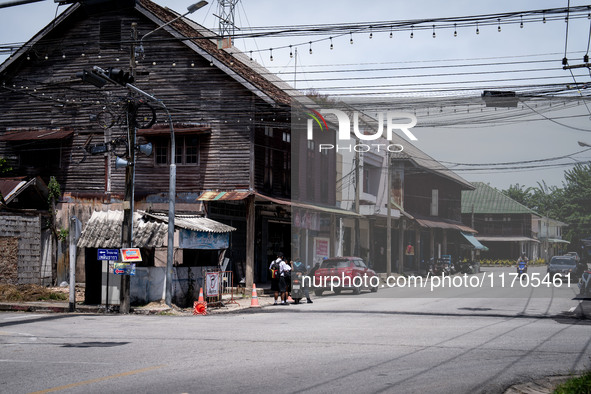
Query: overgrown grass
554 371 591 394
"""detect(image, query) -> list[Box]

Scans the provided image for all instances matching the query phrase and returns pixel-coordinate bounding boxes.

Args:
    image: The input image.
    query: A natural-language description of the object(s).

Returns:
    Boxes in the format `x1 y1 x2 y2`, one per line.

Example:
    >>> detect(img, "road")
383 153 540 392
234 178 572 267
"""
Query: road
0 266 589 394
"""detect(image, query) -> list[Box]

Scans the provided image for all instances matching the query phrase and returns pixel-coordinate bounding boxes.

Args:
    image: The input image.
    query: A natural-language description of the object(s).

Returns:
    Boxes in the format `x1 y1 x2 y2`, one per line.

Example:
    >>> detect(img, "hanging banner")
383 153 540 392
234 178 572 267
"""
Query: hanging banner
179 230 229 250
206 272 220 297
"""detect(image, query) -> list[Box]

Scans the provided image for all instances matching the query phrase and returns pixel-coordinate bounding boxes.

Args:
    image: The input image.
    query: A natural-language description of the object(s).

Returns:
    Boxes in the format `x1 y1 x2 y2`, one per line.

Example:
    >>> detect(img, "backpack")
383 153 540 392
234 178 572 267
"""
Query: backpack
270 260 280 279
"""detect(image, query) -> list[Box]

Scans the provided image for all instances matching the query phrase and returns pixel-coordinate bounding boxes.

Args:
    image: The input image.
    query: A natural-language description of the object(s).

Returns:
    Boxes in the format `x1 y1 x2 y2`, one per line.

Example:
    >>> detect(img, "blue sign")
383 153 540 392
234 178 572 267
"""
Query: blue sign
113 263 136 276
179 229 229 250
98 249 119 261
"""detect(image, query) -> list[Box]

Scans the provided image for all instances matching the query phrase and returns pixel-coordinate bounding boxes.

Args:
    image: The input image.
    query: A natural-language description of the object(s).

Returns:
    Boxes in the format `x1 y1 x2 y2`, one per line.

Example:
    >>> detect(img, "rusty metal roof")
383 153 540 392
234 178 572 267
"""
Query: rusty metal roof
77 210 168 248
413 215 476 233
143 212 236 233
197 190 252 201
0 128 73 141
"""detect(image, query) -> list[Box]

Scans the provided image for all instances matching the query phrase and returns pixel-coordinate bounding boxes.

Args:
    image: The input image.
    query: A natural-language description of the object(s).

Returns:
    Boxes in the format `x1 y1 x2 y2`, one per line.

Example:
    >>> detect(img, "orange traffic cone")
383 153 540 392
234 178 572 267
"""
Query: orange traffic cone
198 287 205 303
250 284 260 307
193 301 207 315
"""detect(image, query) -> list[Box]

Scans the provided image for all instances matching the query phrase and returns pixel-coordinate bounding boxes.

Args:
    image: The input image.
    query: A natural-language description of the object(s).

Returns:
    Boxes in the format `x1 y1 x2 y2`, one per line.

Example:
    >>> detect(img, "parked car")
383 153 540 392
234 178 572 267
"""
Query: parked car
565 251 580 263
313 257 379 296
547 256 584 282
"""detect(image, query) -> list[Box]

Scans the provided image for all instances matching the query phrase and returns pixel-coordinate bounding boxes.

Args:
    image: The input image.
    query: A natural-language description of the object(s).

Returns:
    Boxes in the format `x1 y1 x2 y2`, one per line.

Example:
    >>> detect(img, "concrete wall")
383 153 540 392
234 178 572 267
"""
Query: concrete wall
0 214 44 284
130 266 216 307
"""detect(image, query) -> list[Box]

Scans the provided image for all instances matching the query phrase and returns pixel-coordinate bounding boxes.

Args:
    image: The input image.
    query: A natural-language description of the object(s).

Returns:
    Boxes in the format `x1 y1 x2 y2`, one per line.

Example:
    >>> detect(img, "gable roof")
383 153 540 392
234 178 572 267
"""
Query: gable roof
0 0 300 108
461 181 540 215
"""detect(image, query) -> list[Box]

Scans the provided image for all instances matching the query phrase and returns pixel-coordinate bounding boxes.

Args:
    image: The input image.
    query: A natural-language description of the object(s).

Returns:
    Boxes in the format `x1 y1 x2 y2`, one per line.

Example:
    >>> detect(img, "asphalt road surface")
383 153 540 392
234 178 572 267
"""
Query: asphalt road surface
0 267 590 394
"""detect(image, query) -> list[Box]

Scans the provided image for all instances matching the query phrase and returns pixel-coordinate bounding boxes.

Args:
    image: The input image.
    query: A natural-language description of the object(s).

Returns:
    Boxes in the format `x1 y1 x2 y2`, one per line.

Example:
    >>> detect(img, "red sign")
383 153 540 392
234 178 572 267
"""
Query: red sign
120 248 142 262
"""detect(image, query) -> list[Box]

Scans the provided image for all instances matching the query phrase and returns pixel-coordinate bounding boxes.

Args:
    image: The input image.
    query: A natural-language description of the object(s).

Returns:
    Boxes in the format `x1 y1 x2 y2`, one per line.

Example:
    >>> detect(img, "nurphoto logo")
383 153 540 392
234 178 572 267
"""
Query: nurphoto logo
306 108 418 152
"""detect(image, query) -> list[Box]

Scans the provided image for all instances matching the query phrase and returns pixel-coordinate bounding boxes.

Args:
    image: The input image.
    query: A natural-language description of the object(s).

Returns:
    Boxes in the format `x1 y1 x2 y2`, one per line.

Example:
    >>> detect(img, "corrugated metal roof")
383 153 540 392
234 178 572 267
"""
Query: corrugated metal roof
197 191 252 201
0 128 73 141
414 215 475 233
461 182 539 215
142 212 236 233
77 211 168 248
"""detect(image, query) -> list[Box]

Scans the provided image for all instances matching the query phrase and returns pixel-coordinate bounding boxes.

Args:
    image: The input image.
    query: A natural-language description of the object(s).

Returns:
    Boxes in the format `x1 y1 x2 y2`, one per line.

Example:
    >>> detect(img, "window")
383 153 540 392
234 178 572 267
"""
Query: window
264 126 273 137
264 147 273 190
99 20 121 50
154 136 199 166
430 189 439 216
282 131 291 143
282 152 290 194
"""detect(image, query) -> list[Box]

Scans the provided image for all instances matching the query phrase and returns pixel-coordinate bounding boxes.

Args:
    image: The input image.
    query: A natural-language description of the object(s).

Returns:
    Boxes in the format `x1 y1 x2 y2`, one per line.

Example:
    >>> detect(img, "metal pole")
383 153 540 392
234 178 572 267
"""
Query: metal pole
119 23 138 314
386 151 392 277
165 108 176 307
68 216 76 312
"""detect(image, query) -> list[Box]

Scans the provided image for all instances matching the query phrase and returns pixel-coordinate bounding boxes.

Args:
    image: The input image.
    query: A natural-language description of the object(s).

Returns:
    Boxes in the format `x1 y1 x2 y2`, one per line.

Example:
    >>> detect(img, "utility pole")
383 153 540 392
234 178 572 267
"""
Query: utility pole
386 151 392 277
119 22 138 314
354 137 360 256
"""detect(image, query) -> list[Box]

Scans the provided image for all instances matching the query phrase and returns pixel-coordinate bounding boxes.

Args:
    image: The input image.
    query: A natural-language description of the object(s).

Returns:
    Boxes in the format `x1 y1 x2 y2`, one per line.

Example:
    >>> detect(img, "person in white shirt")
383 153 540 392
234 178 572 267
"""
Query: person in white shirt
278 256 292 305
269 252 282 305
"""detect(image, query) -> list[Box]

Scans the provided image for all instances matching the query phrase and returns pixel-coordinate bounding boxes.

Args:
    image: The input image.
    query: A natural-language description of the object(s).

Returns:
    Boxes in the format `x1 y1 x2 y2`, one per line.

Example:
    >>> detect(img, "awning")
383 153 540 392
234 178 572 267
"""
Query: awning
255 192 363 217
461 232 489 251
0 176 48 206
77 210 236 249
414 215 476 233
197 190 252 201
475 236 540 243
546 238 570 244
0 128 73 141
143 212 236 233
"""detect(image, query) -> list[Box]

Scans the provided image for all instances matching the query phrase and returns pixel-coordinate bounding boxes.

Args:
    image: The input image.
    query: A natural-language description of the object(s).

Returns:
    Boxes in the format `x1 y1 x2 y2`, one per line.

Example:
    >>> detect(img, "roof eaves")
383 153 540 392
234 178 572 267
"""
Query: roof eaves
0 3 80 76
135 1 292 107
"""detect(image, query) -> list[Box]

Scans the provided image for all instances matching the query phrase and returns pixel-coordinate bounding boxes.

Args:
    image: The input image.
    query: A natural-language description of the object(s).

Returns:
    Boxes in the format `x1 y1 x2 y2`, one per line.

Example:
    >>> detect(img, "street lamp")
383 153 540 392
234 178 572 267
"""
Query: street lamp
138 1 208 58
578 141 591 148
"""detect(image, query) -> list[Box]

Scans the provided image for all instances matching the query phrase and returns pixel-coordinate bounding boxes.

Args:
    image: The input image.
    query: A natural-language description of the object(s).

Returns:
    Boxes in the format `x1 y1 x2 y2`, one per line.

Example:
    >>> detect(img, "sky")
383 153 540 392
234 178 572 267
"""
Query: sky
1 0 591 190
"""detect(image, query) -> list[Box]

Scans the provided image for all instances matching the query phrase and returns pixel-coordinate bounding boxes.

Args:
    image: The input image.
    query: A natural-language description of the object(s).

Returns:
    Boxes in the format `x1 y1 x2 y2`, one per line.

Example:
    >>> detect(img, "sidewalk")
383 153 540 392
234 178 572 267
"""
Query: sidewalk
0 293 278 315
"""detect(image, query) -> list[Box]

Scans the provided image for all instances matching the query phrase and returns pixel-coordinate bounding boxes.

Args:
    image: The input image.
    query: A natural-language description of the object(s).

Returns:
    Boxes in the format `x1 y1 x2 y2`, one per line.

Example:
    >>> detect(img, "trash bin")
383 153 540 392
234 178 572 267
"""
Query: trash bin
472 262 480 274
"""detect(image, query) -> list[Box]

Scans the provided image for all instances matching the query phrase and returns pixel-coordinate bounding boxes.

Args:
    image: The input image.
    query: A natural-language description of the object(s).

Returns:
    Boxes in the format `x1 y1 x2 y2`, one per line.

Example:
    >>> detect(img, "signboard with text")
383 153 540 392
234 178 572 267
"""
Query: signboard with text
120 248 142 262
97 249 119 261
113 262 136 276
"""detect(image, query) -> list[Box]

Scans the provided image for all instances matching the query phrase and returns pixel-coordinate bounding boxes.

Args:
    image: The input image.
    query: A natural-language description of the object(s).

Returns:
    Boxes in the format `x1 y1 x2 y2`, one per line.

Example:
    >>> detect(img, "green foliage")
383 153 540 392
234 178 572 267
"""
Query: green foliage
479 258 545 266
57 228 69 242
503 165 591 250
0 157 11 174
47 176 61 206
553 371 591 394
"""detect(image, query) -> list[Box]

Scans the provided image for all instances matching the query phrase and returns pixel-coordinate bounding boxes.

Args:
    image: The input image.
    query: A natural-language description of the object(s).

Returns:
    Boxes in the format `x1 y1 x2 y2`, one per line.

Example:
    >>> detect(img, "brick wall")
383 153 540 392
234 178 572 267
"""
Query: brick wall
0 214 42 284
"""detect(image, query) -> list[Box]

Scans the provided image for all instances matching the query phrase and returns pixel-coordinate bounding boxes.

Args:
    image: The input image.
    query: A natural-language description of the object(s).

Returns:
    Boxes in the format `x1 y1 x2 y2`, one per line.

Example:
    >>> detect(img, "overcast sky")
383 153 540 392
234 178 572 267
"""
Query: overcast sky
1 0 591 190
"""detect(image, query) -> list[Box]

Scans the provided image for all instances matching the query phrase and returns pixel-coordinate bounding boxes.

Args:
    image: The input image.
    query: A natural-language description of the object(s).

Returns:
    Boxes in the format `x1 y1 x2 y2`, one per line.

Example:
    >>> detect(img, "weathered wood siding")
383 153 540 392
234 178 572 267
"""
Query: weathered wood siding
0 6 287 198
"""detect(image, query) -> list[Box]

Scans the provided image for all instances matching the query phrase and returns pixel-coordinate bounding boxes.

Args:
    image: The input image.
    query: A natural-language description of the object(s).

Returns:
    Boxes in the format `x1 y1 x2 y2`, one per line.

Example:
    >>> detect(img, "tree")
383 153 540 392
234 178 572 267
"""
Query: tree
555 163 591 250
503 184 533 207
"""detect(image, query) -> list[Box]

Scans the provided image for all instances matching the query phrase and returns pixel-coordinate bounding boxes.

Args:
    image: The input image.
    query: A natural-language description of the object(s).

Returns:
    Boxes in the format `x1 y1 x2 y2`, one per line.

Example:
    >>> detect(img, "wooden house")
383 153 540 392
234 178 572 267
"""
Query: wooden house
0 0 333 293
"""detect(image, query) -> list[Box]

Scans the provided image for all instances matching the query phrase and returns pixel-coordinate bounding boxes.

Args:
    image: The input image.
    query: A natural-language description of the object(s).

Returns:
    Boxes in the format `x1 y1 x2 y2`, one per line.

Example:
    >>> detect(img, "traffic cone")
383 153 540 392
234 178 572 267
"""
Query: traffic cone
193 301 207 315
198 287 205 303
250 284 260 307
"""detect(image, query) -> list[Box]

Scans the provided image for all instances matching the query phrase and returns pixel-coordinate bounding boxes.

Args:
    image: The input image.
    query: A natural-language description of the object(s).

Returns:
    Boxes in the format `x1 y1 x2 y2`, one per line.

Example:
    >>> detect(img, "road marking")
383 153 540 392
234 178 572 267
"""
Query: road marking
28 364 165 394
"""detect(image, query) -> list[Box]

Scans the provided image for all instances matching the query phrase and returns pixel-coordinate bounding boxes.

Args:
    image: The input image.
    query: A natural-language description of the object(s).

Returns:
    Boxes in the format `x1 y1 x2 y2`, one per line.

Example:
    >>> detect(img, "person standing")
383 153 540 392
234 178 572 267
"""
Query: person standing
269 252 282 305
278 254 292 305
